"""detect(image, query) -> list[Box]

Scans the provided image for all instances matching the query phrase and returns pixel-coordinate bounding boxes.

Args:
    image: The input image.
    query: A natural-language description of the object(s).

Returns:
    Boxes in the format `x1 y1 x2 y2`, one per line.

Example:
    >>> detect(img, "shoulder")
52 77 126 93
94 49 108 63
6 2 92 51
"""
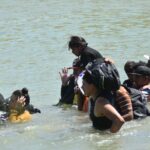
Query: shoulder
95 96 110 106
83 46 99 55
117 86 128 94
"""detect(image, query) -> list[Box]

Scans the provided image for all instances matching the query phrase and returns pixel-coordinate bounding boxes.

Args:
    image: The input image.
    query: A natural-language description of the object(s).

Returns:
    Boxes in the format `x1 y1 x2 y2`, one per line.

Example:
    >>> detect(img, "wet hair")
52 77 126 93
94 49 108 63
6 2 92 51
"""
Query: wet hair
68 36 88 49
83 70 103 90
83 71 94 85
21 87 28 95
10 90 22 102
124 61 136 74
9 88 30 106
124 60 148 75
132 65 150 76
12 90 22 98
132 61 147 72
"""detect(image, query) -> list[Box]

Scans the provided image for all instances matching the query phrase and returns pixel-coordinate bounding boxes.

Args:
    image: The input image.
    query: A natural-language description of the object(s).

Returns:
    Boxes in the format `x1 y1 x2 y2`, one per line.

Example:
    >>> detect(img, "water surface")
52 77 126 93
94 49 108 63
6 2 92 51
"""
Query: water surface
0 0 150 150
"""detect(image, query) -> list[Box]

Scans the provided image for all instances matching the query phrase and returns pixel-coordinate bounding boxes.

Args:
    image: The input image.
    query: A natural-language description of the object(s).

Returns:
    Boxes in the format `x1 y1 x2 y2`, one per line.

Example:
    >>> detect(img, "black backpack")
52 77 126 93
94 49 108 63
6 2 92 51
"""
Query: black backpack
123 86 150 119
85 58 121 91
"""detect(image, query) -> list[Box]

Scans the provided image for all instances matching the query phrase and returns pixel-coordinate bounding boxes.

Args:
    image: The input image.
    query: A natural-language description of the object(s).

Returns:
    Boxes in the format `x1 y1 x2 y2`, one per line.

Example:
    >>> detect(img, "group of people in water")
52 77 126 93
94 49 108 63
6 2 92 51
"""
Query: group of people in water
56 36 150 133
0 35 149 133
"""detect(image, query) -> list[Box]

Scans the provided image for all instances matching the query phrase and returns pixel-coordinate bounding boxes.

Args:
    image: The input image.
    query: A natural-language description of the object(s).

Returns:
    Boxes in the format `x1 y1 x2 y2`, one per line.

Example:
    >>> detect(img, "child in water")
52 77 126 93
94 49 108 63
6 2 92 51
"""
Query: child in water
8 90 31 123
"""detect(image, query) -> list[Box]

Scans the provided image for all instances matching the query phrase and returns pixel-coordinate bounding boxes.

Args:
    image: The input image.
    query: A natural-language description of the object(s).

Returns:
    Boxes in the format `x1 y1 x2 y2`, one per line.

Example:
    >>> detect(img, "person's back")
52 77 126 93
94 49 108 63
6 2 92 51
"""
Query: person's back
80 46 104 68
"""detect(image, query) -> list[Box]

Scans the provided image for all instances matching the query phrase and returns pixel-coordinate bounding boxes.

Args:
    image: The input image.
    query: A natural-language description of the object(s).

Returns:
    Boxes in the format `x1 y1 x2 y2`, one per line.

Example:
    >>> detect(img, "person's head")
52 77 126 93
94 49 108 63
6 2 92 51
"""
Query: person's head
132 66 150 89
68 36 88 56
82 70 104 97
9 88 30 108
72 58 82 76
10 90 22 102
82 71 98 97
9 90 24 113
124 61 136 81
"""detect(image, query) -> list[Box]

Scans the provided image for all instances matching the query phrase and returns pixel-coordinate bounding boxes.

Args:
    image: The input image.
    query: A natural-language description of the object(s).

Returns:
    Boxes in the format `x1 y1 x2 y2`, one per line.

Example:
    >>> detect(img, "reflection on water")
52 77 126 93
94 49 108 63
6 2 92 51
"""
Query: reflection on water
0 0 150 150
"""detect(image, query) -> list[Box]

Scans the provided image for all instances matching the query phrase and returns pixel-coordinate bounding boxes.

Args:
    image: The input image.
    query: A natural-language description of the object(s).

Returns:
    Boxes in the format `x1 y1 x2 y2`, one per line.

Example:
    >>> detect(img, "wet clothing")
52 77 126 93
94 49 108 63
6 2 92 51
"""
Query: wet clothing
59 76 75 104
89 92 114 130
123 86 150 119
8 110 31 123
80 46 104 68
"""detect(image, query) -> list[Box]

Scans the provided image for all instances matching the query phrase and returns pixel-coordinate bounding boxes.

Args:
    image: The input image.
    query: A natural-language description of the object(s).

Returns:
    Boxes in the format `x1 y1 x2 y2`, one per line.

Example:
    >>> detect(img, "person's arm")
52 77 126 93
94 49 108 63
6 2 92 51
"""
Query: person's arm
94 97 125 133
116 86 133 121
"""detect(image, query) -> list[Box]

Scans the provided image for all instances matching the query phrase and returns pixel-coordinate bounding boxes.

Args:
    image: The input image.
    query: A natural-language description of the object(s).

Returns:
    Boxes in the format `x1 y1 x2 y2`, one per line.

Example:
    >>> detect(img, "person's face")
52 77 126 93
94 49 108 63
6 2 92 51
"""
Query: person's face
82 80 95 97
127 73 134 82
71 47 81 56
133 75 148 89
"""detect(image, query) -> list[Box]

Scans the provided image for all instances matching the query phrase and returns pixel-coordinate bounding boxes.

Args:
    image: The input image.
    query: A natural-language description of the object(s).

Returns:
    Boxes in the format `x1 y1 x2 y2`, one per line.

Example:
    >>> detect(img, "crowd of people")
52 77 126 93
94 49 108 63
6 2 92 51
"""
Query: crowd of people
56 36 150 133
0 35 149 134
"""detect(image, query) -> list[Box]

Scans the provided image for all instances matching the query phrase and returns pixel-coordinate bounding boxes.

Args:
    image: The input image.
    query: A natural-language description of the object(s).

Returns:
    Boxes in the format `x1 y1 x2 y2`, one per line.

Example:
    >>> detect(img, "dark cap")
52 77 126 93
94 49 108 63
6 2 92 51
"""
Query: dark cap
132 66 150 76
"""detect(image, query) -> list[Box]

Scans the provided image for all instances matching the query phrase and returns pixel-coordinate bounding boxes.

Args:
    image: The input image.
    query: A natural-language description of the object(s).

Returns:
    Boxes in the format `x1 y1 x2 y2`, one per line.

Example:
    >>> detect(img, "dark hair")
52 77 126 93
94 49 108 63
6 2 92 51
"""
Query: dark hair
72 58 81 67
124 61 136 74
83 70 103 90
83 71 94 85
132 61 147 72
68 36 88 49
10 90 22 102
132 65 150 76
21 87 30 106
12 90 22 98
21 87 28 95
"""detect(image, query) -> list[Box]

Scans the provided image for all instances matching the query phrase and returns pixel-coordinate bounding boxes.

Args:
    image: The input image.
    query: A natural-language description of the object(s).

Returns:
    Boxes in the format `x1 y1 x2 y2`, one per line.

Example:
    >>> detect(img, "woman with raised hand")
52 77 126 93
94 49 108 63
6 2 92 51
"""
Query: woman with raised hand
8 90 32 123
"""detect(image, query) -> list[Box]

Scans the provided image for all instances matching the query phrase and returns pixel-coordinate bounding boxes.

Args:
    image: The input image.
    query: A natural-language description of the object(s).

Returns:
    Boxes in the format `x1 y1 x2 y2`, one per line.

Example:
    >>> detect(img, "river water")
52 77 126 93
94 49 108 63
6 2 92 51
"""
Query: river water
0 0 150 149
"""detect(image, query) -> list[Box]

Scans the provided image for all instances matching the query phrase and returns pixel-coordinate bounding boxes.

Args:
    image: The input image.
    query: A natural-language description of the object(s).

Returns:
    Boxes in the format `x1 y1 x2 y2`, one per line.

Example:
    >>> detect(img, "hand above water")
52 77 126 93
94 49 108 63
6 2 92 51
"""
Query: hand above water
9 96 26 114
59 67 70 86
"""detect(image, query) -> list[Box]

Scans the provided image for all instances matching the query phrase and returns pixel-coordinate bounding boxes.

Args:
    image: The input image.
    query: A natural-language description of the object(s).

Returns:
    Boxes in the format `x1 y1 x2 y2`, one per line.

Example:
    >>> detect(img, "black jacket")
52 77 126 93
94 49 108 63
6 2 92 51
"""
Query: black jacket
80 46 104 68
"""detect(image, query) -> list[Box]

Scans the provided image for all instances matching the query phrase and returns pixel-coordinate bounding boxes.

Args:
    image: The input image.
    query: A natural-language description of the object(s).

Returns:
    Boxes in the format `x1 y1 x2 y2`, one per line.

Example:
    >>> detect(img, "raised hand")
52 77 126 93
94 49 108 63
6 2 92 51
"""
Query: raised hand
9 96 26 114
59 67 70 86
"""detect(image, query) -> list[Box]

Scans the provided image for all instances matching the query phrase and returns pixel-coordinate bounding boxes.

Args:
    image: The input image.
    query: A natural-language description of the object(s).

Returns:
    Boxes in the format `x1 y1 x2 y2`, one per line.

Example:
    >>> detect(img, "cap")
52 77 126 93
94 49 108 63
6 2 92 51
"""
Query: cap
132 66 150 76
